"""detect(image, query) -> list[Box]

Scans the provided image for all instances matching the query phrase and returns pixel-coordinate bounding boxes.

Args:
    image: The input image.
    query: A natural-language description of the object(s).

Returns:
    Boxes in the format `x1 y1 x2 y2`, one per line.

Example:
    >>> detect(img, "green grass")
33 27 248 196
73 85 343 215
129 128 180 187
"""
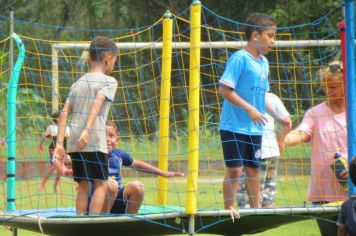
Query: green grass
1 135 311 162
0 175 322 235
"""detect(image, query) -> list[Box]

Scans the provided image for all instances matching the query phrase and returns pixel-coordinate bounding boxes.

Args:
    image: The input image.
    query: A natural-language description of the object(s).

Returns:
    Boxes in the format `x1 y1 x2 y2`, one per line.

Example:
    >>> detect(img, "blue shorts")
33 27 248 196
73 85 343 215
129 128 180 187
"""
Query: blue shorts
220 130 262 168
110 187 127 214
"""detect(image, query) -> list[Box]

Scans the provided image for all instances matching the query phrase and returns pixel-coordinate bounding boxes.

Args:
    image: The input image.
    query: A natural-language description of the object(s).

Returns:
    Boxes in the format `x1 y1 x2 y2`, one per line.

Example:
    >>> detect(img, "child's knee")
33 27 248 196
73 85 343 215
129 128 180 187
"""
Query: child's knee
129 181 145 196
107 179 118 196
226 167 242 179
245 166 259 176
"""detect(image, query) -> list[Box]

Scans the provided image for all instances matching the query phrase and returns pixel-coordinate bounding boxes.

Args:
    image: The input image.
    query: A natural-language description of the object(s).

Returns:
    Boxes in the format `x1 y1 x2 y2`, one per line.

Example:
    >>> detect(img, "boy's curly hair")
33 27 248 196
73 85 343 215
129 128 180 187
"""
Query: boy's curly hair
89 36 118 62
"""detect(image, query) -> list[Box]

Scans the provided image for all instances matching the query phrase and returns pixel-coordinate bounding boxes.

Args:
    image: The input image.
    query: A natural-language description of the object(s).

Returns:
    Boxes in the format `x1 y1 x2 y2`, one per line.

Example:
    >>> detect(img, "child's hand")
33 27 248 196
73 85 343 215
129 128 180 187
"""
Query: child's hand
163 171 185 178
340 169 348 180
276 116 292 130
247 109 267 126
53 145 67 162
53 156 72 176
76 129 90 150
278 140 286 153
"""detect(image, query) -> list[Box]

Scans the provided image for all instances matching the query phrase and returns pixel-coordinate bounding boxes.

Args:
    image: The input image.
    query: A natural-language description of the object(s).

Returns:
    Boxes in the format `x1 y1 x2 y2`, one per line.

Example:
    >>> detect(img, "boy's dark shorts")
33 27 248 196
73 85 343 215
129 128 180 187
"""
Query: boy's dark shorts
220 130 262 168
110 187 127 214
69 152 108 182
49 150 54 165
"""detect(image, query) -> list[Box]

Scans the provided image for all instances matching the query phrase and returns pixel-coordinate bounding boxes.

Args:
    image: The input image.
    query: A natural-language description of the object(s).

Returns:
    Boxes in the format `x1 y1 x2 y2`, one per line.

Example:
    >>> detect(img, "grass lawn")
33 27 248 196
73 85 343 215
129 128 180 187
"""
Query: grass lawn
0 175 323 235
0 136 311 162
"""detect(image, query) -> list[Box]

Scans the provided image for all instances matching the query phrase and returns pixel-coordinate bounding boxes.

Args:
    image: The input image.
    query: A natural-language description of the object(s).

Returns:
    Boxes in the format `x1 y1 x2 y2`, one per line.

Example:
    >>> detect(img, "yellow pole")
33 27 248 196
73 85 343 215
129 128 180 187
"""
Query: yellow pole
156 10 173 205
185 0 201 215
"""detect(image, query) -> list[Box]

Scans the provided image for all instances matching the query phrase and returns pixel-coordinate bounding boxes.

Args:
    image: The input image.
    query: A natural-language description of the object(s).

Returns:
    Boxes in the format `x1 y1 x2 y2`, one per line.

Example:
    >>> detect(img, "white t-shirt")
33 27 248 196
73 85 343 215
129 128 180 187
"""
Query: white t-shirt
45 124 70 137
261 93 290 159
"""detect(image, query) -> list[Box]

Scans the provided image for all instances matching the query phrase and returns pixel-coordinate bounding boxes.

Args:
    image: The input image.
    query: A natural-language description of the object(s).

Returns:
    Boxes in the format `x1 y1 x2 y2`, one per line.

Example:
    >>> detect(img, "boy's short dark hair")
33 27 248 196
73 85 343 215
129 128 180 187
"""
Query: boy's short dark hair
89 36 118 62
245 13 276 41
51 111 61 124
350 156 356 186
106 121 119 134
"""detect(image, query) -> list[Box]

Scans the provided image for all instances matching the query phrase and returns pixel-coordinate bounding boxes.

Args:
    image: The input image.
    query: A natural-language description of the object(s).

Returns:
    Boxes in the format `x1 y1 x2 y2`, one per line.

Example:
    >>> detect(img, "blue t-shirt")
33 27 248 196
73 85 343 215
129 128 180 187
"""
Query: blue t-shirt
219 48 270 135
337 196 356 236
108 149 134 187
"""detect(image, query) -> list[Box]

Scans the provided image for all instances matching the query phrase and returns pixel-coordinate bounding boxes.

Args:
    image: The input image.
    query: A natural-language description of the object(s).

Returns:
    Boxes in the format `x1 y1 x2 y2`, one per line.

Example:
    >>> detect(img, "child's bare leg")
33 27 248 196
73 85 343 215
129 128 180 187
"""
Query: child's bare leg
89 180 107 214
54 173 61 194
101 179 118 213
223 167 242 209
245 166 260 208
125 181 145 214
76 180 89 215
39 167 54 191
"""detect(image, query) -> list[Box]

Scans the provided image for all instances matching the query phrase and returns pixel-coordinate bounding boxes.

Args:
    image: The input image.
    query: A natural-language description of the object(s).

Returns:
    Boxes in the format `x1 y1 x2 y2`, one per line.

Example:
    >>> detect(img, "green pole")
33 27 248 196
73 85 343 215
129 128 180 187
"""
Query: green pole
6 33 25 211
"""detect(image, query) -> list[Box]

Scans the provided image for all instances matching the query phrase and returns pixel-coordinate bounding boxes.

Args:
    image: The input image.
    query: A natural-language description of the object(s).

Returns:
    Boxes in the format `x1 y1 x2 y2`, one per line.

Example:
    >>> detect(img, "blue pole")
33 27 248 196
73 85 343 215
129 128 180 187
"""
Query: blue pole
344 0 356 196
6 33 25 211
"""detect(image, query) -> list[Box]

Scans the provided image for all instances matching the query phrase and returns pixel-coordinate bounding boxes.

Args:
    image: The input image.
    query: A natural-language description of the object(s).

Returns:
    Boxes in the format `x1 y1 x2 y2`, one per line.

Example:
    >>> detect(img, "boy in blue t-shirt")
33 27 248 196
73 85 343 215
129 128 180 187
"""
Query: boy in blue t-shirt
105 121 184 214
54 121 184 214
219 13 290 212
337 156 356 236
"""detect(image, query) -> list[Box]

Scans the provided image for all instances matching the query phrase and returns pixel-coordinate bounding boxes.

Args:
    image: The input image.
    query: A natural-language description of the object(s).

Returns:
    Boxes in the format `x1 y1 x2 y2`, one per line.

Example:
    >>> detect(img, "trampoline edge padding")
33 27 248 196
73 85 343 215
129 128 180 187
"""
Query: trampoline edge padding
0 206 340 236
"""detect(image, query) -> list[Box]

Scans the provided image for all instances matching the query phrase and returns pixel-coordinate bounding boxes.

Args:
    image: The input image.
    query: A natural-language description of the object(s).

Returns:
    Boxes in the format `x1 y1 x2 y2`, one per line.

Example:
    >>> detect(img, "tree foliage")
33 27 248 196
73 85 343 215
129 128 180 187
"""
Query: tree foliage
0 0 345 135
0 0 344 39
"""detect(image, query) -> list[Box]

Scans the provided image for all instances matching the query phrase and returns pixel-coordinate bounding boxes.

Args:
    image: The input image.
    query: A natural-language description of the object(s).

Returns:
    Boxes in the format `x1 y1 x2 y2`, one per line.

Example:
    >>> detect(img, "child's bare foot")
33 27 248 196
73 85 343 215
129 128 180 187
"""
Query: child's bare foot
228 206 240 222
54 185 61 194
38 183 45 192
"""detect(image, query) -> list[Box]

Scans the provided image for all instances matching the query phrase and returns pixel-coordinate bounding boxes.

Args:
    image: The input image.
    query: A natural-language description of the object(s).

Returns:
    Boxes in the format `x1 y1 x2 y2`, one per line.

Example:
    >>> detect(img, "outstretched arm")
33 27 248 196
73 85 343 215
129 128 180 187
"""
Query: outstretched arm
284 129 310 147
132 160 184 178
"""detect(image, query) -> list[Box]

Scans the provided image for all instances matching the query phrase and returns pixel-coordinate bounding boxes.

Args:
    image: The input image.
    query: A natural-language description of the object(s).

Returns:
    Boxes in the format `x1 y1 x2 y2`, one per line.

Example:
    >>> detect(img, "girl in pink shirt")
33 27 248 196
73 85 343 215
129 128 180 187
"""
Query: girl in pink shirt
285 61 348 203
284 61 347 236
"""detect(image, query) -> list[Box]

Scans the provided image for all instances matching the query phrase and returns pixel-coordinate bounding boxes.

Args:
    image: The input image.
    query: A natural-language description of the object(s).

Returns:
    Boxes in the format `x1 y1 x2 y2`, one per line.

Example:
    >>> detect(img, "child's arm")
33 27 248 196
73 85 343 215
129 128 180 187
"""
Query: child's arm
276 126 289 153
219 84 267 125
54 103 71 159
53 156 72 176
76 93 106 150
131 160 184 178
38 135 47 151
284 129 310 147
38 126 51 151
266 99 292 130
337 225 346 236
